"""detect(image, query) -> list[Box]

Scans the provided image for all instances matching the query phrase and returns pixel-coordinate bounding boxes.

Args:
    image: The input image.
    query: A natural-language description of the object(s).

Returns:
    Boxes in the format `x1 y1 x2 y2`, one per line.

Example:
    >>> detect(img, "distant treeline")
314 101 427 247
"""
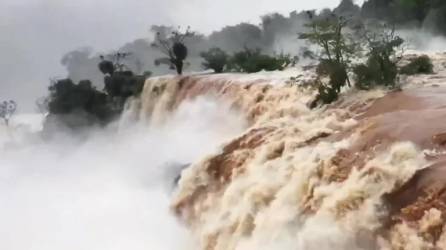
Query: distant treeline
39 0 441 134
61 0 445 85
362 0 446 34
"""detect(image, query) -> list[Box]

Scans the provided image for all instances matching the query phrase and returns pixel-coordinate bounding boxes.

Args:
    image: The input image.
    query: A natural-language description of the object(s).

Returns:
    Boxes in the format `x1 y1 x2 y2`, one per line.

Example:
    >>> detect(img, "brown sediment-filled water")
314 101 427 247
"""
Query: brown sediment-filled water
133 53 446 249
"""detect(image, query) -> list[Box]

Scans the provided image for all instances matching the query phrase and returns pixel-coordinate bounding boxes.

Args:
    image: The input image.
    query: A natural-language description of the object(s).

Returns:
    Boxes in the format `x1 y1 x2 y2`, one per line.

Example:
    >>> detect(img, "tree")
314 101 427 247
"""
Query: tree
151 27 194 75
99 52 133 75
98 52 147 100
0 100 17 126
299 14 357 68
200 47 229 73
299 14 358 107
46 78 116 126
98 56 115 75
44 51 150 132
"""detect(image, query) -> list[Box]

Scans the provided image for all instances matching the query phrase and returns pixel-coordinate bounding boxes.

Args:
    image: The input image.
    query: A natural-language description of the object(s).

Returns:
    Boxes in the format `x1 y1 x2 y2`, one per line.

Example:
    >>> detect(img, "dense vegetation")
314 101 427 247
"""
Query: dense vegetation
43 52 149 132
40 0 442 132
227 48 296 73
46 79 116 126
353 27 405 90
200 47 297 73
298 10 435 107
60 0 445 83
200 48 229 73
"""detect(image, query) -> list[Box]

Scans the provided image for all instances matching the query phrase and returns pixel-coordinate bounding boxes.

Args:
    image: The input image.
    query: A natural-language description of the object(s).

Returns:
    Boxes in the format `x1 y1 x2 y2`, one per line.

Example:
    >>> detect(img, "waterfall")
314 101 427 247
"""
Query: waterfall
3 52 446 249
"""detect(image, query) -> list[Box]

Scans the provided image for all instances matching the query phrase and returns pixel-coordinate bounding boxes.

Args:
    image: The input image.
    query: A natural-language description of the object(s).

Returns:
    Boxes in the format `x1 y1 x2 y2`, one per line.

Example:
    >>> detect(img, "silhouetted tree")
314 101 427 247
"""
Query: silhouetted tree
99 52 148 100
200 48 229 73
47 79 114 121
0 100 17 126
98 56 115 75
99 52 133 74
45 49 153 132
42 78 118 133
152 27 194 75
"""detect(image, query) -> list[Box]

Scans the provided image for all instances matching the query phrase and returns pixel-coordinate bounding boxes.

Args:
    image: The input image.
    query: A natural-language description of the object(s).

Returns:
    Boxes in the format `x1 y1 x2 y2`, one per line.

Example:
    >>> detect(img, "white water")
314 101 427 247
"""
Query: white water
0 97 246 250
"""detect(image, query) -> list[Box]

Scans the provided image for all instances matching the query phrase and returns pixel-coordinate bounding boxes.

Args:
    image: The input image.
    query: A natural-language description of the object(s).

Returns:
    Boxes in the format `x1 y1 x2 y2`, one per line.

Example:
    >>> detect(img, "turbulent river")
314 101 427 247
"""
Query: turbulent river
0 97 245 250
3 52 446 250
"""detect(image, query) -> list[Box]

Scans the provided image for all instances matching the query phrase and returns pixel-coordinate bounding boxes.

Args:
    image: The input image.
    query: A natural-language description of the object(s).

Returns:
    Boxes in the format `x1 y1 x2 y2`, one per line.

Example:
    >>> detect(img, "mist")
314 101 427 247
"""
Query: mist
0 97 247 250
3 0 446 249
0 0 360 112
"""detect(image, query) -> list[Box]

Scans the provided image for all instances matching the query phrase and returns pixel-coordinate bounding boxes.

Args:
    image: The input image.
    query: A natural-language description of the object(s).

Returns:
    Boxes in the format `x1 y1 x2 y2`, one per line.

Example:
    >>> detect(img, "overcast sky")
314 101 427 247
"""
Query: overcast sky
0 0 364 111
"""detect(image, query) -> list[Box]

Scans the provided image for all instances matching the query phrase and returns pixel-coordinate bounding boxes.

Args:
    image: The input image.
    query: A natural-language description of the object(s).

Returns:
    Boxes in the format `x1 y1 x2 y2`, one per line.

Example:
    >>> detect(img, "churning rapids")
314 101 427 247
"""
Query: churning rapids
4 52 446 250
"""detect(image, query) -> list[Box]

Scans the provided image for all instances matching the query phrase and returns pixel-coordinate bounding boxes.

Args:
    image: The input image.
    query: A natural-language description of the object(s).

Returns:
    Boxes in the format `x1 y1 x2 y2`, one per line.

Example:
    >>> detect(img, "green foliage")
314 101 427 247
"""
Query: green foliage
103 73 146 99
299 16 358 65
299 15 356 107
47 79 117 125
353 28 404 89
400 55 434 75
151 27 194 75
45 51 150 131
309 60 348 108
227 47 296 73
200 47 229 73
100 52 148 99
316 60 349 93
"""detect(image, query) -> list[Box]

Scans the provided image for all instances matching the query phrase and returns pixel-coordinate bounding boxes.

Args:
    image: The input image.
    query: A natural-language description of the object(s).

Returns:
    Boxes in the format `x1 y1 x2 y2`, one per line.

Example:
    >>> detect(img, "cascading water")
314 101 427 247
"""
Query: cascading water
4 52 446 250
137 53 446 250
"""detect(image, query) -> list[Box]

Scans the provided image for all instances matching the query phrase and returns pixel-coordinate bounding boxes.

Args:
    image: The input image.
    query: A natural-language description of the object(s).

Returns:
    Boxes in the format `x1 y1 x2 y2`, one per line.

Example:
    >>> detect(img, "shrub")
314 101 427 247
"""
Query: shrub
309 60 349 108
103 73 146 99
228 47 296 73
47 79 117 125
400 55 434 75
44 51 151 133
200 47 229 73
317 60 349 94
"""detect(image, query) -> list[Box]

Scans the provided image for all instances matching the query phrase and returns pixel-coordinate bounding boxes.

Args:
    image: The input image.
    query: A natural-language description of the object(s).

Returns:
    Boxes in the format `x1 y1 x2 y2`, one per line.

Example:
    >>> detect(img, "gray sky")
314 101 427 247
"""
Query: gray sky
0 0 364 111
